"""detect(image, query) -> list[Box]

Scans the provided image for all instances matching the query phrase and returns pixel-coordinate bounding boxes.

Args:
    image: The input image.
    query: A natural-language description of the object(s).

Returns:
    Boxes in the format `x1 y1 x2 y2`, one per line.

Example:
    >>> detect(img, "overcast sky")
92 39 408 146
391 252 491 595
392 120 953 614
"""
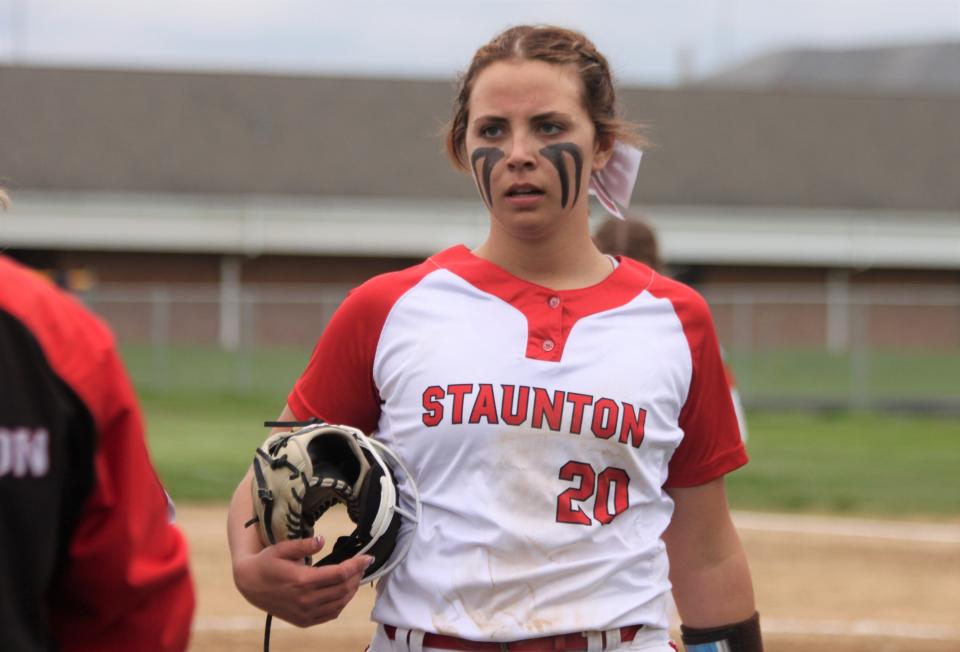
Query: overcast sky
3 0 959 85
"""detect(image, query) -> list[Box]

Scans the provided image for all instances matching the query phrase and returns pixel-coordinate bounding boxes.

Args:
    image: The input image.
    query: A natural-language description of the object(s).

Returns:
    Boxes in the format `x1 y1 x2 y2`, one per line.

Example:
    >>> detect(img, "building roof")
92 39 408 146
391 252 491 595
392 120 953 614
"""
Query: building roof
2 64 958 212
4 192 957 269
696 41 960 96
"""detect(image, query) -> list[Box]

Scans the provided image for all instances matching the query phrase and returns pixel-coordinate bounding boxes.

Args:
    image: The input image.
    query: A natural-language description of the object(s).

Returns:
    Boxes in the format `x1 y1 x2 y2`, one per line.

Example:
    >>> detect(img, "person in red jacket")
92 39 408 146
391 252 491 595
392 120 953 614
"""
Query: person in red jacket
0 189 195 651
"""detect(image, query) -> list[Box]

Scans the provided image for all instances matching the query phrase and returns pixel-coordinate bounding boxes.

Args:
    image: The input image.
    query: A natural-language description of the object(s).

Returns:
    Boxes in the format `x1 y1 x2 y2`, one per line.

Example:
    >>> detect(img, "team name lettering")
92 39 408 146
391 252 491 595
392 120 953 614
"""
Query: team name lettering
421 383 646 448
0 428 50 478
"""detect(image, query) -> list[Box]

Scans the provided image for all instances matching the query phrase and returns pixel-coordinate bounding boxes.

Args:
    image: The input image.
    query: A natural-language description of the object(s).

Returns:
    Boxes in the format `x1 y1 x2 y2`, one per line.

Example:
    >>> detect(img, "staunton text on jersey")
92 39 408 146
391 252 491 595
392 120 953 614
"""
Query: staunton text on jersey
421 383 646 447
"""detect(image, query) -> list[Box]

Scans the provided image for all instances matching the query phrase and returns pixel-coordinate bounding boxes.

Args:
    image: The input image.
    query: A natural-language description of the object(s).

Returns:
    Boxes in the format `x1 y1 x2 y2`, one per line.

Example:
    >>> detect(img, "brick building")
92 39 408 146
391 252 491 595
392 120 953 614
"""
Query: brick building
1 62 957 354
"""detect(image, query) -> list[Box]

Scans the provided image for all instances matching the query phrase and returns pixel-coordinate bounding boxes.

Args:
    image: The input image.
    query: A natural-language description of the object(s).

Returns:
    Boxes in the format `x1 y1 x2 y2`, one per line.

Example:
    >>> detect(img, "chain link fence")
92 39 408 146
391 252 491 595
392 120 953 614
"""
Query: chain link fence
84 282 960 412
702 285 960 412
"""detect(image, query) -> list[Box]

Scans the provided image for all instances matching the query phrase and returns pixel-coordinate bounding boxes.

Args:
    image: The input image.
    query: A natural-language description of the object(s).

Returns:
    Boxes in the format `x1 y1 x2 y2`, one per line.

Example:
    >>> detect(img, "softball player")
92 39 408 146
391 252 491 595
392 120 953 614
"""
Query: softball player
228 26 762 652
0 189 195 650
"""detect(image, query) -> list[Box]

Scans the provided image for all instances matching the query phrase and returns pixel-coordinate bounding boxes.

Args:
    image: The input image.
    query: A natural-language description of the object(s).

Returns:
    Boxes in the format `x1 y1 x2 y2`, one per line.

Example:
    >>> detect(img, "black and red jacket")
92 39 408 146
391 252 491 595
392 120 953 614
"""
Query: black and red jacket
0 255 194 651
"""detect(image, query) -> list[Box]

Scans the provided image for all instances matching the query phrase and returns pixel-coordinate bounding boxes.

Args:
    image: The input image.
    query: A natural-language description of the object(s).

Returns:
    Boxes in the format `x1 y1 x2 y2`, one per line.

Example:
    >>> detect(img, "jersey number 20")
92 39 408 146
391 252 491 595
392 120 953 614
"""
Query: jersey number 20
556 461 630 525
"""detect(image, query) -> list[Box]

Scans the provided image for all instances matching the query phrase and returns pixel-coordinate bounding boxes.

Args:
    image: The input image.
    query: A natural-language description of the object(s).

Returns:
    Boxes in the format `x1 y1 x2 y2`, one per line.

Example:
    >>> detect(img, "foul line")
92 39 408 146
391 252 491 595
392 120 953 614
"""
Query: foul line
732 511 960 544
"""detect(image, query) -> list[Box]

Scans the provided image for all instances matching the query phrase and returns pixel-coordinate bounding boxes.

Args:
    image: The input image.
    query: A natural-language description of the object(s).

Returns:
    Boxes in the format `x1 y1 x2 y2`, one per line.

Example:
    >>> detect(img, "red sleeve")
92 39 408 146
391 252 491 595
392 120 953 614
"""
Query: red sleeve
650 278 748 488
289 262 434 433
50 337 195 651
0 259 194 652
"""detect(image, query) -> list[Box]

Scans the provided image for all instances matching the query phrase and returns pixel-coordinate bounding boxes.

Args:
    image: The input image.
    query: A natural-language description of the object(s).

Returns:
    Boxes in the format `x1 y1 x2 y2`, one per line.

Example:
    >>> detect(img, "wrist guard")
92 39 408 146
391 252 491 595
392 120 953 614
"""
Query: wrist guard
680 611 763 651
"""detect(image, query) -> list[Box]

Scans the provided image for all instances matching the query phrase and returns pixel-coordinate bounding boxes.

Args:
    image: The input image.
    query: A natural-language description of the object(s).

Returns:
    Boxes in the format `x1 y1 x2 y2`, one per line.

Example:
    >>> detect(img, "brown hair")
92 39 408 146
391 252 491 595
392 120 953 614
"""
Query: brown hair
593 216 663 272
445 25 648 170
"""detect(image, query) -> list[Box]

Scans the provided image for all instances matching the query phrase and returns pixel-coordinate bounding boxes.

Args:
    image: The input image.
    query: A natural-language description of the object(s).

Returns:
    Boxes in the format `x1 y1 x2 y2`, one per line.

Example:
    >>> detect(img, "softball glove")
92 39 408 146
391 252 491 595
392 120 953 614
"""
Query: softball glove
249 421 419 582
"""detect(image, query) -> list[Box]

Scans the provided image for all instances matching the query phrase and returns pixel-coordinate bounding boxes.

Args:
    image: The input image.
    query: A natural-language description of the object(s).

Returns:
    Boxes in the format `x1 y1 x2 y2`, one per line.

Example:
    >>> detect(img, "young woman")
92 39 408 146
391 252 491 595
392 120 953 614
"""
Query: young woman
228 26 762 652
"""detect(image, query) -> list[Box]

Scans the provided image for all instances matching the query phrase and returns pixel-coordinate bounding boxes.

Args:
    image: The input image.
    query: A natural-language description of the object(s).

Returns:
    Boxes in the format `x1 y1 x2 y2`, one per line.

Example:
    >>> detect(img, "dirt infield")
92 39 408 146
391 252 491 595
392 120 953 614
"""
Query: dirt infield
180 505 960 651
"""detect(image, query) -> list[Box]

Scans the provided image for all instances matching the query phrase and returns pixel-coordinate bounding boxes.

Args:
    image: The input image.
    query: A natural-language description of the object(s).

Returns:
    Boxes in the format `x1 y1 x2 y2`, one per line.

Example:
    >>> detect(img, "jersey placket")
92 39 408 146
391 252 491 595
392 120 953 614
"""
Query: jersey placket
525 291 567 362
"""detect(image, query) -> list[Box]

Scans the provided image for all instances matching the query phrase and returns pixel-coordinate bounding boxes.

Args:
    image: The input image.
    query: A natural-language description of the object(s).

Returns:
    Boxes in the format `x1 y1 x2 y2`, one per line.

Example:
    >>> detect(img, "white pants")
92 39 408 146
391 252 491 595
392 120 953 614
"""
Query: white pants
369 624 676 652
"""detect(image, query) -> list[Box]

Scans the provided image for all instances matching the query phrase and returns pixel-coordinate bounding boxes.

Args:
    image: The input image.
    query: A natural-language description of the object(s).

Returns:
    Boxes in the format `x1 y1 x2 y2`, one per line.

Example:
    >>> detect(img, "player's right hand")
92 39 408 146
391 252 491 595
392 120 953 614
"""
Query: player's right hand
232 536 373 627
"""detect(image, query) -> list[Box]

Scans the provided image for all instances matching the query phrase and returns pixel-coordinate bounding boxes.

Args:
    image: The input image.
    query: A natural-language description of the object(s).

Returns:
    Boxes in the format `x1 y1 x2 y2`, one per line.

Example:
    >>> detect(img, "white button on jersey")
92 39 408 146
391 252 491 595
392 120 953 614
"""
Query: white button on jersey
542 338 555 351
548 295 561 308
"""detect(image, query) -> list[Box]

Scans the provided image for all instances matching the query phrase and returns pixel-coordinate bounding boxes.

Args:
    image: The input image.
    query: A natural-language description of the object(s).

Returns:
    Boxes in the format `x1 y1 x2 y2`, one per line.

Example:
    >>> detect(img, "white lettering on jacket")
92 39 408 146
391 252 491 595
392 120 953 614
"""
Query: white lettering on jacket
0 428 50 478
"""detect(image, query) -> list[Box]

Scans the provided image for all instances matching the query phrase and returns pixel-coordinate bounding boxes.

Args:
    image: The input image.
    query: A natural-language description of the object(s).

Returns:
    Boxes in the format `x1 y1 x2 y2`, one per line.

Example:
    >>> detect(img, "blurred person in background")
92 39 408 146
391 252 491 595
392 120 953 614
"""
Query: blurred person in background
228 24 761 652
593 214 664 272
0 188 195 651
594 215 749 443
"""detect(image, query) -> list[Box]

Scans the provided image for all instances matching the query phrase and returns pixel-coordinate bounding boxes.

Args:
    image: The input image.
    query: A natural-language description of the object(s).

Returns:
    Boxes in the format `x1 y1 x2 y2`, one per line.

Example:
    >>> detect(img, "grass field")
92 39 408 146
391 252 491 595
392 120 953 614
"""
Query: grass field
138 391 960 518
727 348 960 407
122 344 960 407
725 411 960 515
122 344 960 516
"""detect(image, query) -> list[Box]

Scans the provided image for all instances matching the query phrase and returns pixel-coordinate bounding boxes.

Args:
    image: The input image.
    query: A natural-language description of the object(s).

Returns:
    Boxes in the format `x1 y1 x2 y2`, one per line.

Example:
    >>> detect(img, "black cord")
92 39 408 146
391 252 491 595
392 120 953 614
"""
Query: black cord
263 613 273 652
261 555 314 651
257 416 323 651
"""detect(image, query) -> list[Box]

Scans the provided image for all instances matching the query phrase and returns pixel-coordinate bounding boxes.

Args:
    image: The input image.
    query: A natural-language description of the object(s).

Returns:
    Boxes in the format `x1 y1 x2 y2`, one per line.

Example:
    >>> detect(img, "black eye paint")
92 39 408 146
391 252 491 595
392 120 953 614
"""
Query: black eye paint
470 147 505 209
539 143 583 209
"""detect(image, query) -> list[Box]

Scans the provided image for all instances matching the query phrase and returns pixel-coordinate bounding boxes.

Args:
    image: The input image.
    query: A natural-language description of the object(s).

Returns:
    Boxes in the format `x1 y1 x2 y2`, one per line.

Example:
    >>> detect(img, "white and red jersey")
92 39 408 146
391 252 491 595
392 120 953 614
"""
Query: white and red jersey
289 245 746 641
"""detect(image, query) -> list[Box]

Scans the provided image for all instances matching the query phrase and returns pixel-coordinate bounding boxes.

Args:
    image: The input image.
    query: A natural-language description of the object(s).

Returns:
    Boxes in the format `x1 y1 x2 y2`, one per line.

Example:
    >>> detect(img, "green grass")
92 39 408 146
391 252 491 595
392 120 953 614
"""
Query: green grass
141 391 285 502
726 411 960 516
123 344 960 406
139 389 960 518
122 344 309 396
122 344 309 501
125 345 960 517
728 348 960 404
121 344 960 406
